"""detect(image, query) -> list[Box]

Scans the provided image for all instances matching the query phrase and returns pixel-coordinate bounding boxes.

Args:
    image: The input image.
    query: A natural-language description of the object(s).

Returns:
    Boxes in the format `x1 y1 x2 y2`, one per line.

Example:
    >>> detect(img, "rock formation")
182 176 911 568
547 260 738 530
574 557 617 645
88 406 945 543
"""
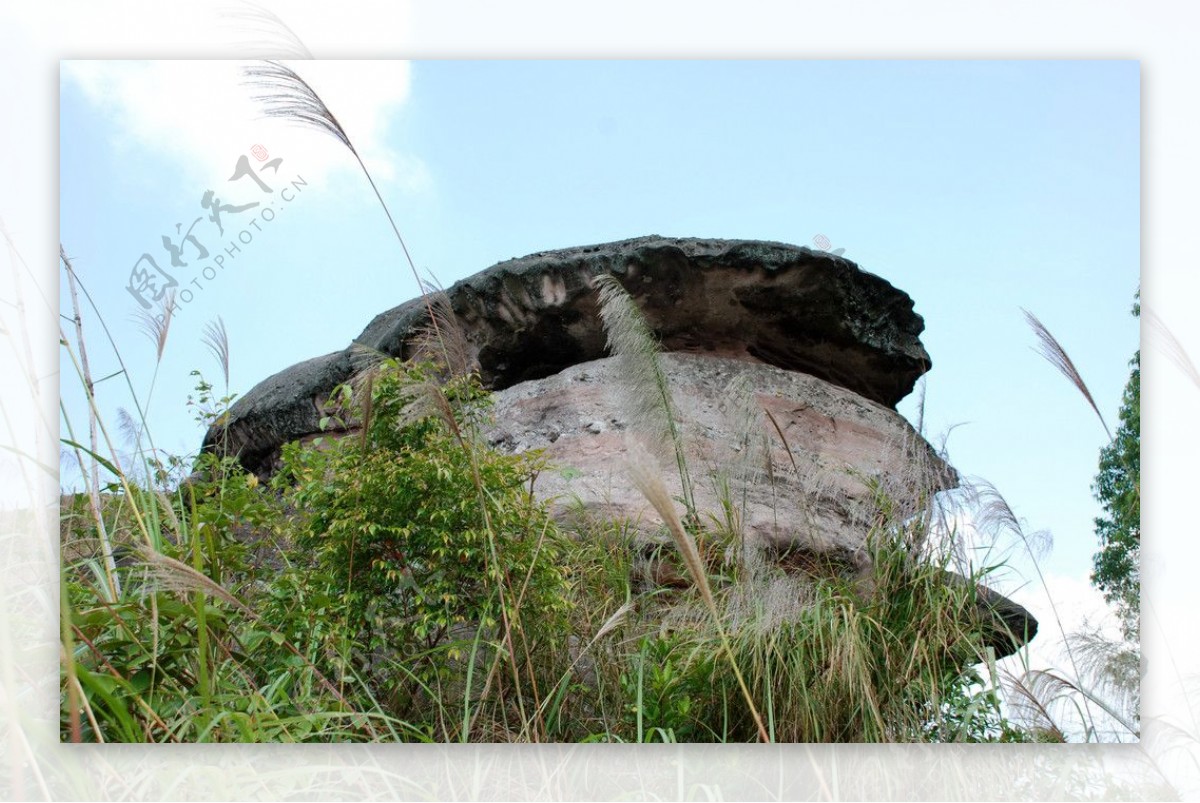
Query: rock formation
207 236 931 477
207 235 1037 656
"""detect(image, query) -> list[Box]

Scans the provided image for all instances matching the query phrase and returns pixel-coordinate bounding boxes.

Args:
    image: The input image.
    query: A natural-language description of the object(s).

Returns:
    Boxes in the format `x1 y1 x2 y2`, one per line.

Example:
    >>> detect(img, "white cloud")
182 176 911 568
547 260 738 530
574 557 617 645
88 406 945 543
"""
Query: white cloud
61 59 425 193
1014 571 1124 667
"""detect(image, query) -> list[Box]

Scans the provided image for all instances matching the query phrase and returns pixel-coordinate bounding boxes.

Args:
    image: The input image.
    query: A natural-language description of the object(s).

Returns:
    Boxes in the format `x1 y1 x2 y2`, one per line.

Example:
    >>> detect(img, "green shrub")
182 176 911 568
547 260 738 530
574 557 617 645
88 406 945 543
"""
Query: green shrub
273 360 573 733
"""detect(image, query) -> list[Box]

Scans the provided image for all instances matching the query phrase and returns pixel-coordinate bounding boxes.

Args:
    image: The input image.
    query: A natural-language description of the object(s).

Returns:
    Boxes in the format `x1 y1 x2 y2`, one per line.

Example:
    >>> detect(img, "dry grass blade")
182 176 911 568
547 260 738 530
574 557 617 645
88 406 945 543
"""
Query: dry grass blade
762 406 799 474
1066 625 1140 717
625 438 771 743
135 547 251 615
344 345 461 443
202 317 230 388
522 600 636 741
594 274 674 444
132 289 175 363
242 60 353 151
411 286 474 378
969 477 1052 559
626 441 711 611
595 273 696 517
394 378 453 435
343 344 384 421
1001 668 1068 742
1007 665 1137 741
116 407 141 452
1145 307 1200 391
1022 309 1112 440
154 488 181 535
61 244 121 598
241 60 444 356
348 338 388 376
592 601 635 643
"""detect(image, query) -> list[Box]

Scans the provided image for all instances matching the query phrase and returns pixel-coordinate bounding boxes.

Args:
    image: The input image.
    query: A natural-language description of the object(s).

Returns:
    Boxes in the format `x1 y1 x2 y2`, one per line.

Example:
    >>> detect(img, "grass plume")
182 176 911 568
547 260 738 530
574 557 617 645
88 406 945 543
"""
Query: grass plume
411 283 474 379
595 273 696 520
202 317 230 390
219 2 314 59
1145 306 1200 391
133 289 175 363
134 546 251 615
241 60 446 355
626 439 770 742
1022 308 1112 439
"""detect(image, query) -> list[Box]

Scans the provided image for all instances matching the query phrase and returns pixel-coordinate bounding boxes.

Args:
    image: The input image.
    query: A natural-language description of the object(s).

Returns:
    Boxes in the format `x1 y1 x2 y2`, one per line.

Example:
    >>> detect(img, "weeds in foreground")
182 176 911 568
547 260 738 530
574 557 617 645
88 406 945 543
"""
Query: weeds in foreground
60 351 1035 742
59 249 1051 743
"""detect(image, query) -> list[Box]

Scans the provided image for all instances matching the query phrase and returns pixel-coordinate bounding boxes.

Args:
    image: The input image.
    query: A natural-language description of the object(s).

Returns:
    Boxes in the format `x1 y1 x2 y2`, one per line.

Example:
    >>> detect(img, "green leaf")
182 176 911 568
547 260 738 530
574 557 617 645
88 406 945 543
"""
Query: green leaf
60 439 121 480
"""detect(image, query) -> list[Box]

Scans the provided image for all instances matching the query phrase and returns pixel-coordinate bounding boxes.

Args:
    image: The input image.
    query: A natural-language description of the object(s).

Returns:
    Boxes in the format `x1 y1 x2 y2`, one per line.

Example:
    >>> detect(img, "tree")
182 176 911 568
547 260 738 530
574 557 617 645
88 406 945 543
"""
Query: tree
1092 297 1140 641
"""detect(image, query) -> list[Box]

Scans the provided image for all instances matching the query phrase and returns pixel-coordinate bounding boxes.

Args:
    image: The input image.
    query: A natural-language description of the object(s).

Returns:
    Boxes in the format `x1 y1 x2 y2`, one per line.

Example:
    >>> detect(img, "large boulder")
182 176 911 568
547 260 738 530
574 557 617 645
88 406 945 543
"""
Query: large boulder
206 235 931 476
204 235 1037 658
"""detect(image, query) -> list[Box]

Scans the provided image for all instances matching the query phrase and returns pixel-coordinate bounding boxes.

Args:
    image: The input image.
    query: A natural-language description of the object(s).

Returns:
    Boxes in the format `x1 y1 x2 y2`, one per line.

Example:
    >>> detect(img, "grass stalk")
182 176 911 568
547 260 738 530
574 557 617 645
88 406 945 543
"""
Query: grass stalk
241 61 453 369
1023 309 1112 439
61 246 120 597
595 273 697 522
627 445 771 742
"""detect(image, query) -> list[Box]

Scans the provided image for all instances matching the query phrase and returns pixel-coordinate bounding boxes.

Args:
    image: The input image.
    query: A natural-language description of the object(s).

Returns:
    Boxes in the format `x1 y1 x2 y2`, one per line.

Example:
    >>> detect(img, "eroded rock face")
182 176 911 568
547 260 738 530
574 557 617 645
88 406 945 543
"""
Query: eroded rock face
480 352 1037 657
485 352 954 556
207 236 931 476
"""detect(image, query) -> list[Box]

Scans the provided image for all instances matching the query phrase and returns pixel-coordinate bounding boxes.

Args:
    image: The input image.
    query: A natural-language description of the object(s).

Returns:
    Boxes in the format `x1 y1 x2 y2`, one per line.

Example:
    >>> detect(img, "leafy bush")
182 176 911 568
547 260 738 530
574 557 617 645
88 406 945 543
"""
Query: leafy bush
272 360 573 731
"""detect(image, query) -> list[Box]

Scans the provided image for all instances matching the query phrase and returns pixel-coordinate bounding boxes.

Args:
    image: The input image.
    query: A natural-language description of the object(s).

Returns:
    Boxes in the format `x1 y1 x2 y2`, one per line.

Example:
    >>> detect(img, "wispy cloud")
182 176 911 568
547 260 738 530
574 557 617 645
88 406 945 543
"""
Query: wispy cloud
61 60 427 192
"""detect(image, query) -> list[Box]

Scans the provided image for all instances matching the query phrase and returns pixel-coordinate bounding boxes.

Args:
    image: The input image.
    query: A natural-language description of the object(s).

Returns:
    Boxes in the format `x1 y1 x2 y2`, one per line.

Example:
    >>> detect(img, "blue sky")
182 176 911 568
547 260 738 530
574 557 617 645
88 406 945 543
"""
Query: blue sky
59 60 1139 660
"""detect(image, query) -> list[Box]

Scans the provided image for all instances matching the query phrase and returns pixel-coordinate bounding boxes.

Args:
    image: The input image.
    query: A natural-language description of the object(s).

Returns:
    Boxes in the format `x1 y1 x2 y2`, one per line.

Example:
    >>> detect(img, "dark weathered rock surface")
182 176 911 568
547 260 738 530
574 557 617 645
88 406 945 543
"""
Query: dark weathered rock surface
204 350 353 476
207 235 932 475
966 575 1040 658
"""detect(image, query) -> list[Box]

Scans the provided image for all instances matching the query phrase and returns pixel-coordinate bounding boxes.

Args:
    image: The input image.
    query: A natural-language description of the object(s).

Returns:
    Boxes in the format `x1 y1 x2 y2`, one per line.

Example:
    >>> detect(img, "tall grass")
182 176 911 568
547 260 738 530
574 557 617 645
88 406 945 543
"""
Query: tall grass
1023 308 1112 439
59 61 573 743
60 246 119 598
239 60 561 736
590 272 1029 743
595 273 766 740
240 61 450 362
627 441 770 743
60 231 1071 745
